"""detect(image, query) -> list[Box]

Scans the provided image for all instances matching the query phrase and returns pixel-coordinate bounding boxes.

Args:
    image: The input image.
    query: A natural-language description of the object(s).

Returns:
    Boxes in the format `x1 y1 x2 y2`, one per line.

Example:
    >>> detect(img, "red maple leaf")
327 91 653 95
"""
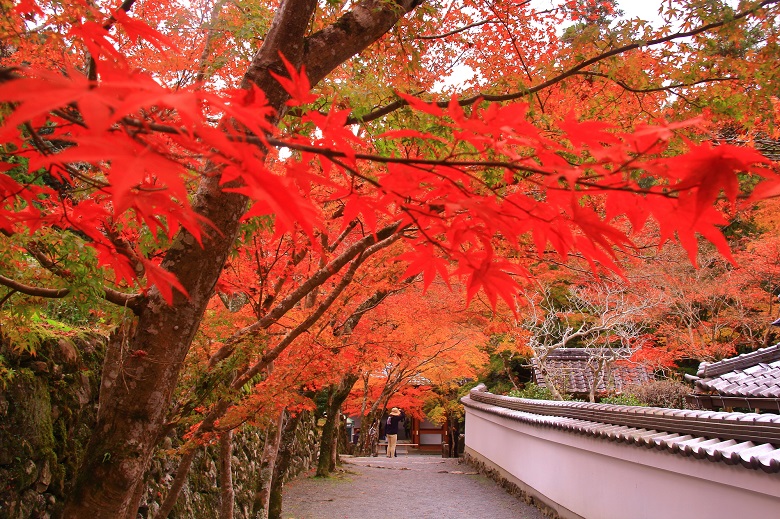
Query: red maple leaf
270 53 317 107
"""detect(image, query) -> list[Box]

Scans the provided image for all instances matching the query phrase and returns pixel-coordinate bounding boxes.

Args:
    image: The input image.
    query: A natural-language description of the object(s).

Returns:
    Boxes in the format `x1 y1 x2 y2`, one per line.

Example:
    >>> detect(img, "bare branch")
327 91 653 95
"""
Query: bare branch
576 71 739 94
413 19 499 40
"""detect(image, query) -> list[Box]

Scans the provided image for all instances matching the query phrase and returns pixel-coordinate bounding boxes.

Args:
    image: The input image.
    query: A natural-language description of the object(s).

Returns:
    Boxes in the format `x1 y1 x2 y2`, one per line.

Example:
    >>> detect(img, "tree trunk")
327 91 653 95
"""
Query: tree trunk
355 409 381 457
316 374 358 476
252 411 286 519
338 412 351 457
448 417 459 458
268 411 305 519
125 466 151 519
219 431 235 519
353 377 404 456
588 360 606 403
153 447 198 519
537 361 565 401
501 352 520 391
61 1 423 515
329 417 339 471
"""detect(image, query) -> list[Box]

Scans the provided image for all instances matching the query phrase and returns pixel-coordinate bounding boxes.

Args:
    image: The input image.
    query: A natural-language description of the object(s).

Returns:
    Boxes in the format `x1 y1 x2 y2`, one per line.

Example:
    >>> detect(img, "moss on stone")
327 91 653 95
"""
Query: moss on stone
1 369 57 490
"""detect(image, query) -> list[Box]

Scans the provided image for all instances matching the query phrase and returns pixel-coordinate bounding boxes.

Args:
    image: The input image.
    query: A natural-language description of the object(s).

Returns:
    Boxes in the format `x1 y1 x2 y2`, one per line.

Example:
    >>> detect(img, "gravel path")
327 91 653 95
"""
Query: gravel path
281 455 547 519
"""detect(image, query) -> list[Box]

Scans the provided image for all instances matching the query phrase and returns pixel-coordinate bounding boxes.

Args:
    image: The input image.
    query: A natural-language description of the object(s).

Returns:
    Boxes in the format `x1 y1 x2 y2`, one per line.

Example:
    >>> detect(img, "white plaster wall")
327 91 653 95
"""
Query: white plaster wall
465 406 780 519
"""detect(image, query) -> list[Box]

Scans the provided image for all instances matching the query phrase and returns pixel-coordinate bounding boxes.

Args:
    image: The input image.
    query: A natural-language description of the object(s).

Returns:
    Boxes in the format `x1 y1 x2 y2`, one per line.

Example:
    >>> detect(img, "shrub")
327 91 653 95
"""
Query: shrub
626 379 692 409
600 394 646 407
508 383 566 401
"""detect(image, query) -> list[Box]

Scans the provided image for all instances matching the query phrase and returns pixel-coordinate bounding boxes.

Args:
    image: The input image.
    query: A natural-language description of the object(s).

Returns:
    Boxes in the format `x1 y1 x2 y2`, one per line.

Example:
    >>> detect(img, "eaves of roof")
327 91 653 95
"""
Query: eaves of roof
697 345 780 378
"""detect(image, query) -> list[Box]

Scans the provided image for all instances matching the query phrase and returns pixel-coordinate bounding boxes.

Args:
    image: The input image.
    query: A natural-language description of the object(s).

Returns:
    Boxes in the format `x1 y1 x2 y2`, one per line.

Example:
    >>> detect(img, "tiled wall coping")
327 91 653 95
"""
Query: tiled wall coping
466 384 780 443
463 384 780 473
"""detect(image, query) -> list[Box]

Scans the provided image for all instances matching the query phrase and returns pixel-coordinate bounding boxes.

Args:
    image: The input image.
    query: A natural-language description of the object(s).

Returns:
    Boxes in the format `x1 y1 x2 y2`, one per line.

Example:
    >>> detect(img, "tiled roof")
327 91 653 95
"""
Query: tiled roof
694 345 780 398
532 348 652 395
463 385 780 473
697 344 780 377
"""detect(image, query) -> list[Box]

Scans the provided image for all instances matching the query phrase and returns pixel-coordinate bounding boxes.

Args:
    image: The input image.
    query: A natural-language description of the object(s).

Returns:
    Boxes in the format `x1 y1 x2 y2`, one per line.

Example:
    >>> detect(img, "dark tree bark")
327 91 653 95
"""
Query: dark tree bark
219 431 235 519
448 416 459 458
153 448 198 519
355 408 382 457
61 0 424 516
316 373 359 477
252 411 286 519
268 411 306 519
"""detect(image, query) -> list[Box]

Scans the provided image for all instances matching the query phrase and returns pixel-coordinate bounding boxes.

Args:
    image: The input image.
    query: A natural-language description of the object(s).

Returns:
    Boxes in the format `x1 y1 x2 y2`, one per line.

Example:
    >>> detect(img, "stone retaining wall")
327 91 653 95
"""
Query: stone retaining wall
0 337 319 519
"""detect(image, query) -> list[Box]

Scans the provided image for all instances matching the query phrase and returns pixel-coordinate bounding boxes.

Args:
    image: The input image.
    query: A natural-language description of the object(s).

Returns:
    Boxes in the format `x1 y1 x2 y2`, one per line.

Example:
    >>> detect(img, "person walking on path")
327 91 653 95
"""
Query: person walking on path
385 407 405 458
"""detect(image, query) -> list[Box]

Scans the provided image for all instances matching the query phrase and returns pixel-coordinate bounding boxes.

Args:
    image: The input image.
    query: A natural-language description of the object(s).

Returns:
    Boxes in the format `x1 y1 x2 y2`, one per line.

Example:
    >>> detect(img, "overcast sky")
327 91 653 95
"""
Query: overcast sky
617 0 663 22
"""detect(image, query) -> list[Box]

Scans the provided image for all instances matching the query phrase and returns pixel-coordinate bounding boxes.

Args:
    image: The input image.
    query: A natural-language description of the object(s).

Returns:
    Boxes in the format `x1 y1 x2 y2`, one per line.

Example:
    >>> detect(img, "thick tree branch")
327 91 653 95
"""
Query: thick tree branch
241 0 317 106
334 275 416 336
173 231 402 465
219 221 404 352
231 248 367 389
22 239 143 310
302 0 426 86
194 0 228 85
0 271 137 307
0 274 68 298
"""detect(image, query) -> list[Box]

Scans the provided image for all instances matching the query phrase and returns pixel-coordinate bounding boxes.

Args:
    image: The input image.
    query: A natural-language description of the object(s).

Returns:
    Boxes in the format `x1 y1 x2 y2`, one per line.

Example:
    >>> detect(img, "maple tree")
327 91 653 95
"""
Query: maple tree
342 280 487 456
643 244 764 364
1 0 779 516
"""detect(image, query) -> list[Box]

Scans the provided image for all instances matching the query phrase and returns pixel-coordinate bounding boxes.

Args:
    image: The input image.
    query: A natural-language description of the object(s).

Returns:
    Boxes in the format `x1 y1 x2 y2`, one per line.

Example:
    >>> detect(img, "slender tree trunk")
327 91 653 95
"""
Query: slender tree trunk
153 448 198 519
316 374 358 476
501 352 520 391
355 409 381 456
589 361 606 403
448 417 459 458
252 411 286 519
219 431 235 519
359 374 369 420
268 411 305 519
329 416 339 470
61 1 424 515
537 360 565 400
316 389 335 476
338 412 351 457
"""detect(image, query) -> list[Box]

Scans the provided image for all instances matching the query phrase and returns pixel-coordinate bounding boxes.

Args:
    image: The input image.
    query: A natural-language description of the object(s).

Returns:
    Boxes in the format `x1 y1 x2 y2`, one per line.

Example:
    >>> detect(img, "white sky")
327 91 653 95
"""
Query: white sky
618 0 740 24
617 0 664 22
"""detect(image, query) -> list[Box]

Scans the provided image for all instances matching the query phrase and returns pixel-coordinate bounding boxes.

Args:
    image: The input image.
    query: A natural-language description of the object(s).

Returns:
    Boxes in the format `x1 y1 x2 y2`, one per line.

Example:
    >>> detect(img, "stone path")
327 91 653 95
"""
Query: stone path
281 455 546 519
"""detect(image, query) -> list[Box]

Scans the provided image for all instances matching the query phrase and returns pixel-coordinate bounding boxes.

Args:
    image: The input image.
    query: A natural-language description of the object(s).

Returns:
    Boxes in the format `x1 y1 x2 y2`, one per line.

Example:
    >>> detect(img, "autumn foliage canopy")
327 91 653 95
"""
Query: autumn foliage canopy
1 0 778 310
1 0 780 515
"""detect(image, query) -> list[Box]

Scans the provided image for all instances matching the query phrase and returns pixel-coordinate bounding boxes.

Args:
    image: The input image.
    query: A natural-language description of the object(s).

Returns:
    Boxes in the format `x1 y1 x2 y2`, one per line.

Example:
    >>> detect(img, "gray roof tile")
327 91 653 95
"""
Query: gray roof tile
697 345 780 377
532 349 652 395
760 388 780 398
694 345 780 399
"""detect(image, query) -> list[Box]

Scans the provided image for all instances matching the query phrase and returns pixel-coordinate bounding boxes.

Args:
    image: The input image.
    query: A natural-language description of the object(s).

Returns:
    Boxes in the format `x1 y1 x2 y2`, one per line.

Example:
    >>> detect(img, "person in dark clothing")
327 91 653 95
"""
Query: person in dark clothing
385 407 405 458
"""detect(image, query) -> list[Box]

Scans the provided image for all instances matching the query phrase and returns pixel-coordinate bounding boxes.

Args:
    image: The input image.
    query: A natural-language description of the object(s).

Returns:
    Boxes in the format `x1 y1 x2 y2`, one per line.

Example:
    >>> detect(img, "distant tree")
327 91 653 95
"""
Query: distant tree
524 281 658 402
